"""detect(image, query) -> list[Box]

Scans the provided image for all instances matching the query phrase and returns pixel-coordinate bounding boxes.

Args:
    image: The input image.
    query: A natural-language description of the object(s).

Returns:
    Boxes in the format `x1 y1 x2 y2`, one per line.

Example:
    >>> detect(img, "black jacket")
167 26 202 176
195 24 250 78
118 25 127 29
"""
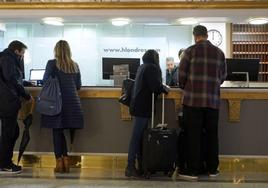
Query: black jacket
130 60 166 117
166 66 179 86
0 49 30 100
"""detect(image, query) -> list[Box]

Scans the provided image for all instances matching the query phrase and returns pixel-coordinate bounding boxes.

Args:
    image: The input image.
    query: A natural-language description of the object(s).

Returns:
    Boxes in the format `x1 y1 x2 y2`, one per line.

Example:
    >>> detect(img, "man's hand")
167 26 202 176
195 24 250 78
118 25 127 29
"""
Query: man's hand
24 94 33 102
163 84 170 94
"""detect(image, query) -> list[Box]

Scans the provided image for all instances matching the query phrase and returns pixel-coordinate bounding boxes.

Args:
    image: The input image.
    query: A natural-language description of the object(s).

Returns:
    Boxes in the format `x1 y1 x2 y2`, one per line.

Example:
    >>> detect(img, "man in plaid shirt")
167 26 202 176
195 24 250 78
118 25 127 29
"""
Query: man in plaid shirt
178 25 226 179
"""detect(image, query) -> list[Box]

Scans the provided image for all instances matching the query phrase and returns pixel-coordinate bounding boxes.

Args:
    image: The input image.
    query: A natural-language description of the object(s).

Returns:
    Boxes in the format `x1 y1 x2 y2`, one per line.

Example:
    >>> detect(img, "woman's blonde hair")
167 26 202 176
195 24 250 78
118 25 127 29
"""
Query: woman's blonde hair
54 40 78 73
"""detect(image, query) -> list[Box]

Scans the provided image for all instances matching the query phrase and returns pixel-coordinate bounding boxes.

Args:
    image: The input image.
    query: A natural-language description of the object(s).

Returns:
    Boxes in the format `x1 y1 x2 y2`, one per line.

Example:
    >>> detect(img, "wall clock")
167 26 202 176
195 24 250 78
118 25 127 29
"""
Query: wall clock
208 29 223 47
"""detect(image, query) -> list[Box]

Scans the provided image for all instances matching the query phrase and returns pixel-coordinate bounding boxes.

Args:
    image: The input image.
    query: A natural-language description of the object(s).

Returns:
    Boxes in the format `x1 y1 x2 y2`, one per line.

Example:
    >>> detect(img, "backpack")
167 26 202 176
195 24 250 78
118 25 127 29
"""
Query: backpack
36 76 62 116
118 78 134 107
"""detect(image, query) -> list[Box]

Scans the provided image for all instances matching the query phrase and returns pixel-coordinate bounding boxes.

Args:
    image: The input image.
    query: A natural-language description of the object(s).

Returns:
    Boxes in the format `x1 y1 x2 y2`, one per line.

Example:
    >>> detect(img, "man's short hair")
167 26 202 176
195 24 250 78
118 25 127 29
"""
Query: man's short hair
166 57 174 62
193 25 208 37
8 40 27 52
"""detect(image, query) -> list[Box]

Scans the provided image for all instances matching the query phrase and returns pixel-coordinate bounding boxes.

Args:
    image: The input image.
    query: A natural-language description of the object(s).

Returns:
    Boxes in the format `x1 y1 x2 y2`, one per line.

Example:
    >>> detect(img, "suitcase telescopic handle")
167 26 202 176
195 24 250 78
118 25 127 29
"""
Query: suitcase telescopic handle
157 93 167 128
161 93 165 125
151 93 167 129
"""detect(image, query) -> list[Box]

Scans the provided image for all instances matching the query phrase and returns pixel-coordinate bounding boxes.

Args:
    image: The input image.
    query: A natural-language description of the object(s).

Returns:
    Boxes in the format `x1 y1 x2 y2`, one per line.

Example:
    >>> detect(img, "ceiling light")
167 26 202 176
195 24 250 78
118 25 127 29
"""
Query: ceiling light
177 18 198 25
248 17 268 25
111 18 130 26
42 17 64 26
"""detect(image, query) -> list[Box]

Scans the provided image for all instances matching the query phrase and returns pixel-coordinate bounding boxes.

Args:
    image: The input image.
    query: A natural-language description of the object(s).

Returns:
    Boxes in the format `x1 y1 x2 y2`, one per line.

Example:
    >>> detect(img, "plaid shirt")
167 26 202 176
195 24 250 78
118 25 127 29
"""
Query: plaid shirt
178 40 226 109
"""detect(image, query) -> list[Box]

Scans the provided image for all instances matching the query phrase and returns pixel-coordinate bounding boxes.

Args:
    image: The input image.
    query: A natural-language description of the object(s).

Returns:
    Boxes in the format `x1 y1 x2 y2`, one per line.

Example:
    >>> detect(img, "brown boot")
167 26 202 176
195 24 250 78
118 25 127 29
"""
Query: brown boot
63 156 70 173
54 157 64 173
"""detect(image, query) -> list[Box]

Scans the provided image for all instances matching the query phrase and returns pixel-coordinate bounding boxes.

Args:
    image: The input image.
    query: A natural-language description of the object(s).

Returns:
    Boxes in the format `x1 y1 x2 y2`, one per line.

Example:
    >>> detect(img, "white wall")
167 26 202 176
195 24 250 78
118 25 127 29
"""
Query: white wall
200 22 227 55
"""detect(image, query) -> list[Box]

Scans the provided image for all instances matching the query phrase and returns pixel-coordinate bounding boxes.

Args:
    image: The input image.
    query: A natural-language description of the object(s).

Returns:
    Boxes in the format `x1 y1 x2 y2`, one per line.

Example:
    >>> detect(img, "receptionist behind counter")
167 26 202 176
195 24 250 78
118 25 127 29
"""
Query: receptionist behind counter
166 57 178 87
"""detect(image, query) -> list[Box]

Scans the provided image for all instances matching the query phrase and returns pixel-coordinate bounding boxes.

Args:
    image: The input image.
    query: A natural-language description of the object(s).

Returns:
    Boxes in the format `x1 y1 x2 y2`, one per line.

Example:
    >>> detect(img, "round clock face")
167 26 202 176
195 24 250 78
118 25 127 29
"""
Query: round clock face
208 29 223 47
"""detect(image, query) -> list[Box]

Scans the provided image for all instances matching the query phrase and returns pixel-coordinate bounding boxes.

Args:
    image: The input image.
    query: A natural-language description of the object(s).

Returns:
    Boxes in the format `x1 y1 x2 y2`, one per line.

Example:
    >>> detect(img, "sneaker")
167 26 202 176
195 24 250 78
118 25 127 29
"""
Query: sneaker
209 170 220 177
178 169 198 180
0 163 22 175
125 167 140 178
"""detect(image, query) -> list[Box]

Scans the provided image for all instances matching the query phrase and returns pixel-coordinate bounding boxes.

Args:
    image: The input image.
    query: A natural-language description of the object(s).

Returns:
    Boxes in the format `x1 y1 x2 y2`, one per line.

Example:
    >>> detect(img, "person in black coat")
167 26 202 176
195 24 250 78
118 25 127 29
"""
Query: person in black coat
41 40 83 173
126 49 168 177
0 40 32 174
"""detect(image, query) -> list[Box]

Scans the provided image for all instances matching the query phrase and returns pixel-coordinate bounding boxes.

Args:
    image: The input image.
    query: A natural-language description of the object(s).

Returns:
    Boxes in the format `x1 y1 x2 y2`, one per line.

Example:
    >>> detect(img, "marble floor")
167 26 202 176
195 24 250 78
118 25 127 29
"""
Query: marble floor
1 167 268 188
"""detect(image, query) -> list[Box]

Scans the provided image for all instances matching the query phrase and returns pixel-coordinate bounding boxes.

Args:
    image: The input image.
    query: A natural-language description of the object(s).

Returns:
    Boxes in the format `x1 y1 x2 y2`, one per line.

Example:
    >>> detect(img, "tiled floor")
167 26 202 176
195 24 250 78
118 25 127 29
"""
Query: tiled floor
1 167 268 188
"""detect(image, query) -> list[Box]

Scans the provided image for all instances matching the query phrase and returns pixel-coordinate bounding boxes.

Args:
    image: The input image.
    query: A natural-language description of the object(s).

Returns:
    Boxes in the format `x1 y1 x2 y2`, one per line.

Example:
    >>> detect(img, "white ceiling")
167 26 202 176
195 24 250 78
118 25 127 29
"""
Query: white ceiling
0 9 267 24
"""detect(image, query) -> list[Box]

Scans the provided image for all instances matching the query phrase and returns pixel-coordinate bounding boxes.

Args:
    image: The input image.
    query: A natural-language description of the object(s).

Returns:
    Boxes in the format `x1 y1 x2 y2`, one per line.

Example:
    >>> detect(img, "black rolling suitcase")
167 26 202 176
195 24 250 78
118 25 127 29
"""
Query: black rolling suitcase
142 93 177 178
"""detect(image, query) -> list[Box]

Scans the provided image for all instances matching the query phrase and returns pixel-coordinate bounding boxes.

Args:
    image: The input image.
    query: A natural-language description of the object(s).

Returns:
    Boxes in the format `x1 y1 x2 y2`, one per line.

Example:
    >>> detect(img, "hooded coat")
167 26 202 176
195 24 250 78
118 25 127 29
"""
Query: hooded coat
130 52 166 118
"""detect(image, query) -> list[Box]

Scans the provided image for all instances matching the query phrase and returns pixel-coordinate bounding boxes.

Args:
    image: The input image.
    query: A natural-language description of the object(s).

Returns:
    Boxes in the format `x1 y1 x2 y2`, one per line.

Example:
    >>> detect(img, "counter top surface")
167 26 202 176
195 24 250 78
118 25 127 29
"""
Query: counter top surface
22 82 268 123
26 86 268 93
221 81 268 89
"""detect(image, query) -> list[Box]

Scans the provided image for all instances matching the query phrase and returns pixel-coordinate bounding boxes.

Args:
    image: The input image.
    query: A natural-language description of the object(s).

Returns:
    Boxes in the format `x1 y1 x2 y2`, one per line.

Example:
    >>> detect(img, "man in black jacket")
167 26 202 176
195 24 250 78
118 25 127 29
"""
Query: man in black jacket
0 40 32 174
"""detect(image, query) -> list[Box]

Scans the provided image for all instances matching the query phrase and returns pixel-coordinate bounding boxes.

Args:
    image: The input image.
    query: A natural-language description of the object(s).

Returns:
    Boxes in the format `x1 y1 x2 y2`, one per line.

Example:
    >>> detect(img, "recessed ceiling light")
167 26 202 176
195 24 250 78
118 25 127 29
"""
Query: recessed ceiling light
248 17 268 25
111 18 130 26
177 18 198 25
42 17 64 26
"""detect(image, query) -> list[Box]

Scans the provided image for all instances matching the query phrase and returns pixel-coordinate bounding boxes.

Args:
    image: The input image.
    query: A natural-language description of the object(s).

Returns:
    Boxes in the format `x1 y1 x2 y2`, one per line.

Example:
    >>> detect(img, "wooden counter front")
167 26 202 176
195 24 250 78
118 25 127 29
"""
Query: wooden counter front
21 87 268 122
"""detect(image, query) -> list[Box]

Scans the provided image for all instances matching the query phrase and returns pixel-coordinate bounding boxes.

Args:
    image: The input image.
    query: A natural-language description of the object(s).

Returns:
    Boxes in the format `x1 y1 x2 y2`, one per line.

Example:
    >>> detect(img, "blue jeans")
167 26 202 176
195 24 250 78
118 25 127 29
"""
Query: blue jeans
127 116 149 169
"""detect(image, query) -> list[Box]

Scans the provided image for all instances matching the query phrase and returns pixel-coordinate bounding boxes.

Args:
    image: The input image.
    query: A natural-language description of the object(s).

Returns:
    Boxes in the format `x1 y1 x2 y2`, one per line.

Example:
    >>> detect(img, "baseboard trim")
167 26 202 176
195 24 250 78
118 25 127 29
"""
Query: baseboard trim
13 153 268 172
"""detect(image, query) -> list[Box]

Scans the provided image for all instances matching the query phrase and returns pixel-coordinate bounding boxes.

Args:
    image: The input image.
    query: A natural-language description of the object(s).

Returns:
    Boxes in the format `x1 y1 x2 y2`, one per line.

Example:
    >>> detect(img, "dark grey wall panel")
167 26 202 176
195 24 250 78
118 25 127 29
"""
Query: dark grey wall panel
219 100 268 155
13 98 268 155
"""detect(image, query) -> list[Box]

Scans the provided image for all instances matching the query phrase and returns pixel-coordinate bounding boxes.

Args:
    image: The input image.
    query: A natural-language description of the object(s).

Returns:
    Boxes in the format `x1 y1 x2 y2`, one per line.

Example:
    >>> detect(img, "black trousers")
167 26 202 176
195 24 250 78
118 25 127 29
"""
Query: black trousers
183 105 219 174
0 114 19 168
53 128 68 159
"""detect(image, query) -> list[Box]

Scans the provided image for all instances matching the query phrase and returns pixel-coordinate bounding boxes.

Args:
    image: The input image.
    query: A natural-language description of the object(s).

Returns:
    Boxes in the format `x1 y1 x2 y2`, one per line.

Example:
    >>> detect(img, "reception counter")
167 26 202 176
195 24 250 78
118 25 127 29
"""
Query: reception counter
15 85 268 156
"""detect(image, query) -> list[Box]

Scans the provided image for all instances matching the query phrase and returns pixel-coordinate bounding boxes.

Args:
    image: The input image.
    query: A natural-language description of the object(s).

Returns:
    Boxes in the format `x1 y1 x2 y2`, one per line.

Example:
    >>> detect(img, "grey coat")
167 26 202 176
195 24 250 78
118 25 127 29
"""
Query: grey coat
41 59 84 129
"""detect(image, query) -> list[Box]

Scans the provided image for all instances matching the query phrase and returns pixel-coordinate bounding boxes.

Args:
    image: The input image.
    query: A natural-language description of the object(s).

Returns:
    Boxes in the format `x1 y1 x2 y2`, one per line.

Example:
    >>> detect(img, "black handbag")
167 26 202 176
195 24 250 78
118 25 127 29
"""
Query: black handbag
118 78 134 107
0 74 21 117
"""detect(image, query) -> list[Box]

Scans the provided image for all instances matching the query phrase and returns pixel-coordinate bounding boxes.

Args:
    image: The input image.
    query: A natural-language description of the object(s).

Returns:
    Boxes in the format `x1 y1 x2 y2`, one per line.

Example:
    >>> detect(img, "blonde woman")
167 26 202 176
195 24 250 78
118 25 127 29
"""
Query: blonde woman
41 40 84 173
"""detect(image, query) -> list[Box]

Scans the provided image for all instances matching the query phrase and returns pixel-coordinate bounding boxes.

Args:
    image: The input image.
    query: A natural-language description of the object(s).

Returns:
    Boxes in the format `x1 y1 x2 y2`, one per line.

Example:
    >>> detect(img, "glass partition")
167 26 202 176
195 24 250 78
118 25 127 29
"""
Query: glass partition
0 23 192 86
